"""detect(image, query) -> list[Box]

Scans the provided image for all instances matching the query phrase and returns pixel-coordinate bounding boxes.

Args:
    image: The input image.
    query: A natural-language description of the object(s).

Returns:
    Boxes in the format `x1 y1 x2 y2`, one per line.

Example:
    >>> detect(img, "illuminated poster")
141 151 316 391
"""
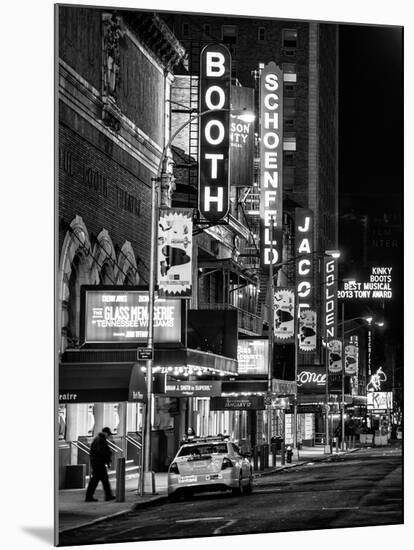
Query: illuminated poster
274 288 295 342
327 338 343 373
323 255 338 339
260 62 283 269
367 391 393 410
157 208 193 297
199 43 231 222
237 339 268 375
345 341 358 375
295 208 314 314
82 288 182 344
230 85 254 186
298 309 317 351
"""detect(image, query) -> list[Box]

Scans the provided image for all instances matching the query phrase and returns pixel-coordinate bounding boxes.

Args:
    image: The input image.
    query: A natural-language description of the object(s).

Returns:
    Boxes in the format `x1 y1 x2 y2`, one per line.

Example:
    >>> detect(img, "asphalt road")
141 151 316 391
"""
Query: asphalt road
59 446 403 546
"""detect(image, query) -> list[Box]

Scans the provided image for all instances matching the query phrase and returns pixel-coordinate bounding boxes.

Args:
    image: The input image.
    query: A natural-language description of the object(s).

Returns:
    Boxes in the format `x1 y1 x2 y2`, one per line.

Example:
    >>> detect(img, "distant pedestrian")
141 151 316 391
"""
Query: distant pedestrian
85 427 115 502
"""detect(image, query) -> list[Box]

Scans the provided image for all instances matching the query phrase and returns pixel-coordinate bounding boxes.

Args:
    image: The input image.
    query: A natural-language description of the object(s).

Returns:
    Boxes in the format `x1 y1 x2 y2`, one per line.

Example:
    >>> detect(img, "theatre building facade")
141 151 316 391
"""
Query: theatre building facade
57 7 263 487
57 7 190 484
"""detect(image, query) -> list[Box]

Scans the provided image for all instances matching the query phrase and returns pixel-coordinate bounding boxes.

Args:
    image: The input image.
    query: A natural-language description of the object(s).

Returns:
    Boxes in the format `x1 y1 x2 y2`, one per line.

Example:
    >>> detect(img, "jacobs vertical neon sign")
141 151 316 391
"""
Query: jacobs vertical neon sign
199 44 231 222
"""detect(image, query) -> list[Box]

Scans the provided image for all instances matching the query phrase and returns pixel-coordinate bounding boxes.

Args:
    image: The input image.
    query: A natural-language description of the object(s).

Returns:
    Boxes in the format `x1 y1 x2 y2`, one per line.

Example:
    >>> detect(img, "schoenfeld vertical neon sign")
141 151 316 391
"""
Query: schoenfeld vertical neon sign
199 44 231 222
260 62 283 269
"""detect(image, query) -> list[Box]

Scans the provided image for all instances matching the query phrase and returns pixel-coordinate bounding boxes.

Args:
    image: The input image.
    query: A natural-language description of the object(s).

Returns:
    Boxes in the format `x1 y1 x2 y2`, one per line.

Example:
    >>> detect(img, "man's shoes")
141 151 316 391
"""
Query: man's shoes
85 497 98 502
105 495 116 501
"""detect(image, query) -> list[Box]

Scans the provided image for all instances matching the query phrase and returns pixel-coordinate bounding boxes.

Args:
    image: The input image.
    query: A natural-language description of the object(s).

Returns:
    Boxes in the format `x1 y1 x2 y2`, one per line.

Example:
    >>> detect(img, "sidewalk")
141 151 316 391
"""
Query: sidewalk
253 445 360 478
58 446 359 533
58 473 168 533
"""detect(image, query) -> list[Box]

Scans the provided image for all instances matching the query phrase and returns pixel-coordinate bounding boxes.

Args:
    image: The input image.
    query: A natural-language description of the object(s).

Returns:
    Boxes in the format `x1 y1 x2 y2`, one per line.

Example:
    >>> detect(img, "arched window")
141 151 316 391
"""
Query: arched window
66 252 90 346
58 216 93 352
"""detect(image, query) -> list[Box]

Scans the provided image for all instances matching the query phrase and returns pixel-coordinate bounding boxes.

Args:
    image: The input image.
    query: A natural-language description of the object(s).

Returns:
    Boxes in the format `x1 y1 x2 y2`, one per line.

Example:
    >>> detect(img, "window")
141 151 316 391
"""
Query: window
284 83 296 95
284 97 296 118
258 27 266 41
282 63 297 83
231 443 241 455
284 165 295 190
222 25 237 44
284 151 295 164
182 23 189 38
203 24 211 36
282 28 298 49
283 136 296 151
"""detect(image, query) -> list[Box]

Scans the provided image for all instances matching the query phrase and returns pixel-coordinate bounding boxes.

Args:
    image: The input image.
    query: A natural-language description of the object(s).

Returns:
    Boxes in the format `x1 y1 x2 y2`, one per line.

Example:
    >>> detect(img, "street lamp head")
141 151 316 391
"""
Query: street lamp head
365 316 373 324
325 249 341 259
231 107 256 122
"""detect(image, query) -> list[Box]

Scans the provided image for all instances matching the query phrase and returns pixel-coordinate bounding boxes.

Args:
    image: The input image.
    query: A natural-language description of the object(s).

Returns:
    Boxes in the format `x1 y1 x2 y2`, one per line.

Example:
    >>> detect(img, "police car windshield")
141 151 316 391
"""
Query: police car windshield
178 443 227 456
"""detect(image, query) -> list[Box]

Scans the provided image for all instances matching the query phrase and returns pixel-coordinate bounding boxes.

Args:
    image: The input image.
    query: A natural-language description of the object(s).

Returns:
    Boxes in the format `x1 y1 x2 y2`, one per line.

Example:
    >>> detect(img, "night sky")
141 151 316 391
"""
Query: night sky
338 23 404 338
339 23 403 201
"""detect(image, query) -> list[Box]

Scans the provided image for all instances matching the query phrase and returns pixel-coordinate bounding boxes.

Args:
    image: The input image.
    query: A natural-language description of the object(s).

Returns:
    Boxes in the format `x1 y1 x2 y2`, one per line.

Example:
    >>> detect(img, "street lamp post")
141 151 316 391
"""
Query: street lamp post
341 302 345 451
267 218 275 466
142 176 158 495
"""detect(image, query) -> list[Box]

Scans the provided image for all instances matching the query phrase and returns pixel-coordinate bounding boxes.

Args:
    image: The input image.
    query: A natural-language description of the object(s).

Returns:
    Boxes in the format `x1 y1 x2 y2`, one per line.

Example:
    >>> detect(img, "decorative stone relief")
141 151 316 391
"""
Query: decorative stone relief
102 12 125 131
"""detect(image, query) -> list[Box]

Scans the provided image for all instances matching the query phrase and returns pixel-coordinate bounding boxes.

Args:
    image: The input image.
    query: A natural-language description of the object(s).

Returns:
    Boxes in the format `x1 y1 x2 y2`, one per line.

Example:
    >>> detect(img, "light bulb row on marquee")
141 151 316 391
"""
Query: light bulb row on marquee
140 365 238 377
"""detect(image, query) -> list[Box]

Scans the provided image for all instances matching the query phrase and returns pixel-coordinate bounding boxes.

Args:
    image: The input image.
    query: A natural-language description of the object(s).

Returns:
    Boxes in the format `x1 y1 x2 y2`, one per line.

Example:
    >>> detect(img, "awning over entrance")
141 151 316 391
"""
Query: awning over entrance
59 347 237 403
59 362 146 404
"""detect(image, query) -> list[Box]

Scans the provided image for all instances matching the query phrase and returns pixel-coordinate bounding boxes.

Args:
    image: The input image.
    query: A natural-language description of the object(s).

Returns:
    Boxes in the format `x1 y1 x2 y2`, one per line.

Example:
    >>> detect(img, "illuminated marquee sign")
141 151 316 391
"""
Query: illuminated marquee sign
260 62 283 268
81 287 182 344
199 44 231 222
165 381 222 397
297 366 326 394
367 366 387 392
237 339 268 375
295 208 314 314
367 391 393 411
323 256 338 339
338 267 393 299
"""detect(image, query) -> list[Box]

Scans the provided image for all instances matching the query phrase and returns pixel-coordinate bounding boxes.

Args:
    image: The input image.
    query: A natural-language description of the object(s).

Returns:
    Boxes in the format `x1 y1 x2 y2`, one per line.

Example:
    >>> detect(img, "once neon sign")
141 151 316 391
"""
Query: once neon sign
199 44 231 222
260 61 283 268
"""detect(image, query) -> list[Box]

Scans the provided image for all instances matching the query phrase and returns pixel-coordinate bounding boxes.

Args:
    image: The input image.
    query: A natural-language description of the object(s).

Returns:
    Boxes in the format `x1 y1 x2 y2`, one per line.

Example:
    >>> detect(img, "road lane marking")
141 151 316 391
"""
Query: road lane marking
214 519 237 534
322 507 359 510
176 517 224 523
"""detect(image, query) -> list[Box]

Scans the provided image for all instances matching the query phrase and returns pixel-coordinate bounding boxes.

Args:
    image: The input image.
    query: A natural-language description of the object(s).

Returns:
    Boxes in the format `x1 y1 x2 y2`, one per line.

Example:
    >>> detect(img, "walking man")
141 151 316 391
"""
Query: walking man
85 427 115 502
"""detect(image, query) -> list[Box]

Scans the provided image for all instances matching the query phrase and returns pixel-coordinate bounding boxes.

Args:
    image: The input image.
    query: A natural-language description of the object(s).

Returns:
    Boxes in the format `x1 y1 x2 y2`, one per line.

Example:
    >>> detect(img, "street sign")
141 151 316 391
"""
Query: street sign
137 348 153 361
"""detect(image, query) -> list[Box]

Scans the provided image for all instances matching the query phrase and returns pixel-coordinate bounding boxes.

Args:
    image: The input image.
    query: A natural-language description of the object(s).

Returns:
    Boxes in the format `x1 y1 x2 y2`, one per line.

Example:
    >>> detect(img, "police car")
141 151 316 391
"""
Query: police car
168 436 253 500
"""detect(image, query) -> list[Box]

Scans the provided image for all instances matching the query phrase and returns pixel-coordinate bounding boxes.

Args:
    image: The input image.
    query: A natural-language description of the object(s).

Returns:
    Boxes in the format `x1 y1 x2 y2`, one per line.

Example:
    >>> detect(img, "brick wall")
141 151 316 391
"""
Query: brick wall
58 104 153 281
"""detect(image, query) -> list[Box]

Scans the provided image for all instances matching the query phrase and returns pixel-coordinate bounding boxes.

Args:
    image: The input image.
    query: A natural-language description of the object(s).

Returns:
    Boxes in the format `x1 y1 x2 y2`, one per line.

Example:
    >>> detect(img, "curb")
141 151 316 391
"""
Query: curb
59 493 168 535
253 447 361 478
60 448 364 533
132 494 169 511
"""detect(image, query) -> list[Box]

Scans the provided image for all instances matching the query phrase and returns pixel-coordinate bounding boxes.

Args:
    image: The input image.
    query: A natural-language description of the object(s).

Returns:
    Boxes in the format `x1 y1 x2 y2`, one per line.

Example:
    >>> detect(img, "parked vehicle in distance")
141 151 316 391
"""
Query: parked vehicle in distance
167 435 253 500
396 426 402 440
